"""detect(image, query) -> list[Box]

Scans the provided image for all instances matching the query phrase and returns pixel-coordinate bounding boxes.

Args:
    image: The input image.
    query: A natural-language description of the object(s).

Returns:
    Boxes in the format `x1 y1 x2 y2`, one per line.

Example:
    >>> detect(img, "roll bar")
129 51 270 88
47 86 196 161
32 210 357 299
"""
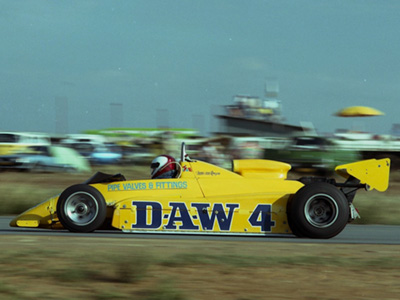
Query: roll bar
180 142 192 162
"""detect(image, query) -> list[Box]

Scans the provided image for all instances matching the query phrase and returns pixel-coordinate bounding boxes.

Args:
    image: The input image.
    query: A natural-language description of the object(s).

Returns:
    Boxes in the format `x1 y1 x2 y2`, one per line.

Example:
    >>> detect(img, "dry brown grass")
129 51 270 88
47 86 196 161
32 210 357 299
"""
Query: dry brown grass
1 236 399 300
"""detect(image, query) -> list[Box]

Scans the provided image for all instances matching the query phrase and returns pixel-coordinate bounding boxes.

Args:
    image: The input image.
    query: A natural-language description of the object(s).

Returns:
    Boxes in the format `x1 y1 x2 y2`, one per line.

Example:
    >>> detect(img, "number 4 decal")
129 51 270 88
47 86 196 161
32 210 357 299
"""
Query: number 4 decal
248 204 275 232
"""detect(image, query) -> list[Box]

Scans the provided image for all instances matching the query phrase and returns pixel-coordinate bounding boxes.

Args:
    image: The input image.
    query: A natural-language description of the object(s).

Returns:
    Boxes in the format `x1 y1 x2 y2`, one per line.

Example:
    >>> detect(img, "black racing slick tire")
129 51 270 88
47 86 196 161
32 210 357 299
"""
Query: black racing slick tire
287 182 349 239
56 184 107 233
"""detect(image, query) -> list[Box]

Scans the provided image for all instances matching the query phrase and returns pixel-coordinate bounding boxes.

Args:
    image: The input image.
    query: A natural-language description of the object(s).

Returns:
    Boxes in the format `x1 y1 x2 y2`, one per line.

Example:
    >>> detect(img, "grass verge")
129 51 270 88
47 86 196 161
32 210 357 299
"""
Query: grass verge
1 236 399 300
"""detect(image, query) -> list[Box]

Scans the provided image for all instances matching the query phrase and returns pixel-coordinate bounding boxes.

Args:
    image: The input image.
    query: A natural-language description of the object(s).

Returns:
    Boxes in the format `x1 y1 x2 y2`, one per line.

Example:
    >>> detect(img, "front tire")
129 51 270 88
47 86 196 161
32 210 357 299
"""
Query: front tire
57 184 107 232
287 182 349 239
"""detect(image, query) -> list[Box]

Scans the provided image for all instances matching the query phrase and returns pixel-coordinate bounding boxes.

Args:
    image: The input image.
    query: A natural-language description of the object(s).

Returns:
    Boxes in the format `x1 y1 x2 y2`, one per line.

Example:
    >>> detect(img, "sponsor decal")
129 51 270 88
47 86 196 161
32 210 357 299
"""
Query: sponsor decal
248 204 276 231
191 203 238 231
128 201 275 232
107 181 188 192
182 165 192 172
196 171 221 176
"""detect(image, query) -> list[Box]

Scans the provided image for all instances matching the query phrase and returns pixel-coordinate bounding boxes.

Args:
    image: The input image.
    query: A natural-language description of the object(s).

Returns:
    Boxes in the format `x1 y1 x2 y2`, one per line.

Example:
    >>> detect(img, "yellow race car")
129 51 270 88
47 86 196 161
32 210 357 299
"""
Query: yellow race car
10 143 390 239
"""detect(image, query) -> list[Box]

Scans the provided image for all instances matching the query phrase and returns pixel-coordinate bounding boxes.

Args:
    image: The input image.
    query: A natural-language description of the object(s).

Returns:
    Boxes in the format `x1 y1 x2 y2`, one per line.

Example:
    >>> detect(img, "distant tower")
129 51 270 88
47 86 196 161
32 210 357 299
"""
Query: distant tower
55 96 69 134
157 108 169 129
264 78 283 120
192 114 204 136
265 78 279 99
110 103 124 128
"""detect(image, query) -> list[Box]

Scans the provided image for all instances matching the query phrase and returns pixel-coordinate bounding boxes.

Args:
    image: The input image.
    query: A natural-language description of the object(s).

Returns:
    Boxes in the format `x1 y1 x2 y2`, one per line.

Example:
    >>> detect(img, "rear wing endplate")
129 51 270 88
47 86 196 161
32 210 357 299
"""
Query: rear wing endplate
335 159 390 192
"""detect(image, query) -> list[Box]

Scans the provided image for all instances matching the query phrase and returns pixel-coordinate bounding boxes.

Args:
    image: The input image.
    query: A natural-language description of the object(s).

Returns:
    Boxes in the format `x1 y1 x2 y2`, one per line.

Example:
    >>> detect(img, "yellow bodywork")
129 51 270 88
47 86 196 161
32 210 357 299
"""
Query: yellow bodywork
9 195 61 229
10 158 390 235
335 158 390 192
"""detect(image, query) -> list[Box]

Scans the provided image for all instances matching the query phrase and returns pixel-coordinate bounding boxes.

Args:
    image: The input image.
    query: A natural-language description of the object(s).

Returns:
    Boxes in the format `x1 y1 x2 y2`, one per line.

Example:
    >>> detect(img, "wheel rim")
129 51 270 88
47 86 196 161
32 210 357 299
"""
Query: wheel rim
304 193 339 228
64 192 99 226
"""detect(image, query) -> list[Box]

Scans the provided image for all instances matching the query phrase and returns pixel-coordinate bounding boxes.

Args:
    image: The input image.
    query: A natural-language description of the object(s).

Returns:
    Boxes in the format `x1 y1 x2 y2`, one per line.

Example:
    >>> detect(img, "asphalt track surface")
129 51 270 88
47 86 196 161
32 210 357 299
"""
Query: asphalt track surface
1 216 399 245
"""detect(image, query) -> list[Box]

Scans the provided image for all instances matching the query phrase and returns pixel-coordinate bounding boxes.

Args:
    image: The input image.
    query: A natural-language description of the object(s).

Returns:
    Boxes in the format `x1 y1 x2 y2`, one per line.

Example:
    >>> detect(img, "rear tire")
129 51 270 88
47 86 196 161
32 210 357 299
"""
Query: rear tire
57 184 107 233
287 182 349 239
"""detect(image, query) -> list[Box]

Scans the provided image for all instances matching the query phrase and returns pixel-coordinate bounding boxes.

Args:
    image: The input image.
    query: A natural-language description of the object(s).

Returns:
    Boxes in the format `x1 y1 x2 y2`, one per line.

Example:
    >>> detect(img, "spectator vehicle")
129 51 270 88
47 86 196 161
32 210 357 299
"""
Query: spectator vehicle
0 145 90 172
264 136 361 175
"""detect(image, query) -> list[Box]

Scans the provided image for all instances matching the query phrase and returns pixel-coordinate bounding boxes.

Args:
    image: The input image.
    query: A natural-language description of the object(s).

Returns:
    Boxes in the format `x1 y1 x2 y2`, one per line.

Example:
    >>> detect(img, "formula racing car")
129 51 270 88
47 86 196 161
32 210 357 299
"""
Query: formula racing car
10 143 390 239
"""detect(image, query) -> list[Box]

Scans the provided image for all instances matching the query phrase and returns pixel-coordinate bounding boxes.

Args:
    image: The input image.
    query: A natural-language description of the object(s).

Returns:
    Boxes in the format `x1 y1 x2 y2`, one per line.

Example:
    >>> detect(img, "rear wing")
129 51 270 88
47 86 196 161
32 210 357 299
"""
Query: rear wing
335 158 390 192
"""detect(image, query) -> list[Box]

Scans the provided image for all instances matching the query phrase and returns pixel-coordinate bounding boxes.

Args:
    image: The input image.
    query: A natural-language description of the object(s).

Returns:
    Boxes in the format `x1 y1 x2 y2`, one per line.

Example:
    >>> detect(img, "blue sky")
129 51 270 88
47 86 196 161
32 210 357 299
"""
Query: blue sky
1 1 399 135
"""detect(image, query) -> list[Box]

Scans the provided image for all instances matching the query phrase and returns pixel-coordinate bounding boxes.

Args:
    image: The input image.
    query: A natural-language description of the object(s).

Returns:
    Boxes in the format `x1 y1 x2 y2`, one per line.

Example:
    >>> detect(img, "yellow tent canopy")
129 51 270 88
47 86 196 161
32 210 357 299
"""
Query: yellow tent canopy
334 106 385 117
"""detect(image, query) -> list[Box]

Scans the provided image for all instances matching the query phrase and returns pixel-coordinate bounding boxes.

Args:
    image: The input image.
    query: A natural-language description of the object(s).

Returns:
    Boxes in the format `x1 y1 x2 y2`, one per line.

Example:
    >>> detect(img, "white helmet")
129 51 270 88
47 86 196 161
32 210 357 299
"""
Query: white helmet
150 155 177 179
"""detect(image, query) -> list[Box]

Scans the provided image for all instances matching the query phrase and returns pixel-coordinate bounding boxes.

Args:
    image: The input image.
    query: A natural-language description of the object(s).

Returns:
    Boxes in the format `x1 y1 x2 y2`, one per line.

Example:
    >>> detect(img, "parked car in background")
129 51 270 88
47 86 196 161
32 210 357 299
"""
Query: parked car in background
89 144 123 165
264 136 361 175
0 131 51 155
119 144 155 165
0 145 91 173
61 142 123 165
